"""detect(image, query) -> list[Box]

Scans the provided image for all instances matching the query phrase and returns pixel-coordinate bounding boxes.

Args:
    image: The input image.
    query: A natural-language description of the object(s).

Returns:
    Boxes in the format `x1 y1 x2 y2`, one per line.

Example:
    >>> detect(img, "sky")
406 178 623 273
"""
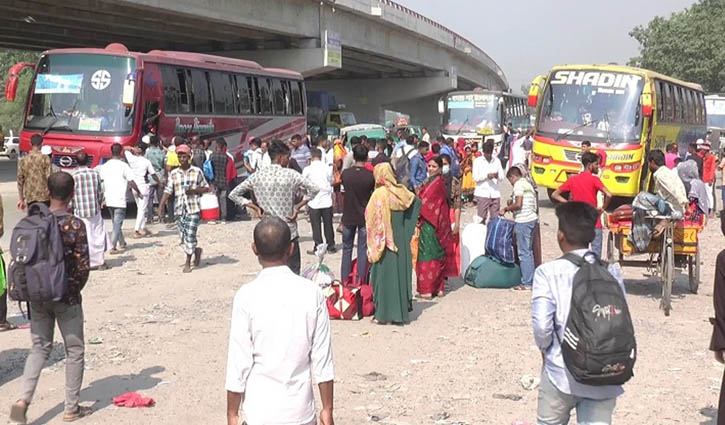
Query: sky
394 0 696 93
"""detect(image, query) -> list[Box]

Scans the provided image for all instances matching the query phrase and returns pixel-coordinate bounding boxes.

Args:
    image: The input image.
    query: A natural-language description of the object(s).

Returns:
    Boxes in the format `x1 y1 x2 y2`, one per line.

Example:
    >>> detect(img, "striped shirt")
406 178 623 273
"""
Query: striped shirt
512 179 538 223
71 167 104 218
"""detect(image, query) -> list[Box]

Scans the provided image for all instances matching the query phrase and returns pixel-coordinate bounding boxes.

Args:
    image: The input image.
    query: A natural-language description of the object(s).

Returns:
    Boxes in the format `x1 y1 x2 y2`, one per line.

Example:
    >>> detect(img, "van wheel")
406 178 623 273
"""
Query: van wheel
8 151 17 161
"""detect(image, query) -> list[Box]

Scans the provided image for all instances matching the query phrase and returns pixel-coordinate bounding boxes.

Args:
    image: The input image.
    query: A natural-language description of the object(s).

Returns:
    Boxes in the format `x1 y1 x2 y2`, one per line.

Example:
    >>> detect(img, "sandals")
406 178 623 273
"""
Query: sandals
9 402 27 424
62 406 93 422
0 321 18 332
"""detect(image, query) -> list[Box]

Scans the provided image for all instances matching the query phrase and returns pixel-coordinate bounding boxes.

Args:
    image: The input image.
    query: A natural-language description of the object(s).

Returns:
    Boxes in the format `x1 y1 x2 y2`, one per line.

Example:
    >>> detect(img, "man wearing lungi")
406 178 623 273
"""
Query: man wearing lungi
158 144 210 273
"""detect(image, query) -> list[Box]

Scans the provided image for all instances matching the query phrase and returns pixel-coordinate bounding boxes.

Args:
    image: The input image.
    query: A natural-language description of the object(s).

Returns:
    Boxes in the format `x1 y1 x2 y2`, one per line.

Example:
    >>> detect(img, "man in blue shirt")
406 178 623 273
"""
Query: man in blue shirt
409 140 429 191
532 201 626 424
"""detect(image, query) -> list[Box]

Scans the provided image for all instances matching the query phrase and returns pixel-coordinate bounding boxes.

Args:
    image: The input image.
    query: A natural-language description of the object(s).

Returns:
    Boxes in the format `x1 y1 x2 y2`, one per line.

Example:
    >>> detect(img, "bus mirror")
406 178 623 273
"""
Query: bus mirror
5 62 35 102
122 79 135 107
438 99 445 114
528 75 546 108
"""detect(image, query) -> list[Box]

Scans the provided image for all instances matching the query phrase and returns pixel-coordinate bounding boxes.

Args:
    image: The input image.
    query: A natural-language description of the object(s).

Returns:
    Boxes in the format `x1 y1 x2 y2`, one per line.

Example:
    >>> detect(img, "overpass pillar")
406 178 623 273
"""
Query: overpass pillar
305 74 455 126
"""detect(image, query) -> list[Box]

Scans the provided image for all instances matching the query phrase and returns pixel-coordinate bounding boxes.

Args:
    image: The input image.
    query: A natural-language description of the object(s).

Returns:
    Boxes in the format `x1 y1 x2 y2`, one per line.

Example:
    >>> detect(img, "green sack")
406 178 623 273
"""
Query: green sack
464 255 522 289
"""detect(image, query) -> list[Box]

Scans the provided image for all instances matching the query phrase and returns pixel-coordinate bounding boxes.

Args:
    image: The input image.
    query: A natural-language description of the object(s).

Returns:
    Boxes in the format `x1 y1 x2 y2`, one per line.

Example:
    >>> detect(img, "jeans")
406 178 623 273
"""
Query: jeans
310 207 335 250
591 228 603 259
20 301 85 415
215 187 228 221
341 224 368 283
515 219 537 286
537 372 616 425
287 238 301 275
109 207 126 249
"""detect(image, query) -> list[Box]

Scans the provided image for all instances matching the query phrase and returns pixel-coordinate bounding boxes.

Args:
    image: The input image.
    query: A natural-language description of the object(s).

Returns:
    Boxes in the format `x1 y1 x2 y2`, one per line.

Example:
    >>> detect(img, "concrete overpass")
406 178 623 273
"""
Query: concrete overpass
0 0 508 128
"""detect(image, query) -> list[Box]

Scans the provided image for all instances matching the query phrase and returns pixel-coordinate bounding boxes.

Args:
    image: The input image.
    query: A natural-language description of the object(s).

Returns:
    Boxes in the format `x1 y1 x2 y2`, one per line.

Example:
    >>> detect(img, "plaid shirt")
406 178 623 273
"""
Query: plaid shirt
164 165 209 216
71 167 104 218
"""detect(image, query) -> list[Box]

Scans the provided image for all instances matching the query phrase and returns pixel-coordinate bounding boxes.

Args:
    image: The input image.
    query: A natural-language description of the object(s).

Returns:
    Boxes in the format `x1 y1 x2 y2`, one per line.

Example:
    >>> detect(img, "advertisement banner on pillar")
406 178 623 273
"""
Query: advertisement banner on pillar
324 30 342 68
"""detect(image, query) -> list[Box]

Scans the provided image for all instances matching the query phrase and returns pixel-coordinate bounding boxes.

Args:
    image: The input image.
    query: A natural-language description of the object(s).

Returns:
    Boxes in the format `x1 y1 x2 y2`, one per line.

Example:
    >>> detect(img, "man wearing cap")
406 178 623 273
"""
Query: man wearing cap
158 144 211 273
17 134 52 210
700 140 717 213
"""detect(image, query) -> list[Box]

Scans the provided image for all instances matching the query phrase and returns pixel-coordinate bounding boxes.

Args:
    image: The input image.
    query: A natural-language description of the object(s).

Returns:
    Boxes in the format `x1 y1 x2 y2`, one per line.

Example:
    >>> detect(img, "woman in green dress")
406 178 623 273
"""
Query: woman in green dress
365 163 421 324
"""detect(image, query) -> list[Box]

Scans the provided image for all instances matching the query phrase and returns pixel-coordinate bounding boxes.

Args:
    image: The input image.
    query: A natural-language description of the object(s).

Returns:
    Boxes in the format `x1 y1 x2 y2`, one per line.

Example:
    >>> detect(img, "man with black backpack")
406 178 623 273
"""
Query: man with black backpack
532 202 635 425
9 172 92 424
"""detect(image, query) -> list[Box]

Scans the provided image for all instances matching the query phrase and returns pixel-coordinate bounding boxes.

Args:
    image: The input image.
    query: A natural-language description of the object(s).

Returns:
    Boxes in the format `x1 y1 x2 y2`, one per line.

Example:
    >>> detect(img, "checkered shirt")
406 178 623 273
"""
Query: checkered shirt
164 165 209 216
71 167 104 218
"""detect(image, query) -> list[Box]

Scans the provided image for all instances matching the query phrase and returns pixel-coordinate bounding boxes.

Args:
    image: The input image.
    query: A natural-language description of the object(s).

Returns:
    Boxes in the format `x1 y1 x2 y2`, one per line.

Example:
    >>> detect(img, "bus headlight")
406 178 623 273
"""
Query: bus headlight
532 154 552 164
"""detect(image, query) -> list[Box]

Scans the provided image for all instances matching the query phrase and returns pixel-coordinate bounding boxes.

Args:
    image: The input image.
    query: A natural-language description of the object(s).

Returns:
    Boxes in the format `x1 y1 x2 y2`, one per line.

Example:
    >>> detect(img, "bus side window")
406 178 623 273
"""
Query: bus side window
271 79 285 115
258 78 272 115
236 75 252 114
227 74 239 115
161 65 181 114
176 68 191 114
290 80 302 115
698 93 705 124
247 76 257 114
655 81 662 122
188 69 211 114
685 90 694 124
665 84 674 122
209 71 234 115
282 80 291 115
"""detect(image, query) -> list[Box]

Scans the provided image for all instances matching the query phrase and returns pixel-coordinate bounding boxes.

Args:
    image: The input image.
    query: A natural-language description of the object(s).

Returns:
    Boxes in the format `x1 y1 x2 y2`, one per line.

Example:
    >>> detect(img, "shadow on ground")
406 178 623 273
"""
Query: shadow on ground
29 365 165 425
0 345 65 387
700 406 717 424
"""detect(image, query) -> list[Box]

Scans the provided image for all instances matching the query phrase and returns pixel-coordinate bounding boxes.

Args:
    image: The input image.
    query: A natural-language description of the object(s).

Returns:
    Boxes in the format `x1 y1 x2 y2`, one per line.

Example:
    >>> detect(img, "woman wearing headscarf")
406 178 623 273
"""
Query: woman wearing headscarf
677 158 710 221
415 156 452 299
365 163 420 324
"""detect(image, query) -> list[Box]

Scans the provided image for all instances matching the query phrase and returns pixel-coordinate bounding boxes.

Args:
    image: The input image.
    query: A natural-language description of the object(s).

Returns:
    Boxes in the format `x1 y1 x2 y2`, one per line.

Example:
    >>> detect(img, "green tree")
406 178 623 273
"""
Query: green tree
628 0 725 92
0 49 40 135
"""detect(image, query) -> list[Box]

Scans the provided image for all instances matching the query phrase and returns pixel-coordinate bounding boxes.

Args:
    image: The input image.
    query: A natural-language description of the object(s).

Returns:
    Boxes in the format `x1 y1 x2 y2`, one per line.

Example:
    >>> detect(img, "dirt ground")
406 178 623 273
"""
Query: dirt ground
0 182 723 425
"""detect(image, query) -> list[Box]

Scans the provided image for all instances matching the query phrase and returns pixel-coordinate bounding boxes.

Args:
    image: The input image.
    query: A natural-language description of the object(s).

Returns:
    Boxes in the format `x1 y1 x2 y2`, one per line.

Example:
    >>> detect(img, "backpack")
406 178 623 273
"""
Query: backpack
393 145 415 188
203 158 215 181
559 252 636 386
7 204 67 303
484 216 516 264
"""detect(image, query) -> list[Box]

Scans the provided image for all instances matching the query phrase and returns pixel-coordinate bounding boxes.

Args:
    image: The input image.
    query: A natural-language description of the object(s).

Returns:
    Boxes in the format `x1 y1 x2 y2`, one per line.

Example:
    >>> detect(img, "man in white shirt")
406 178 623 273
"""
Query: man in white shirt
318 137 335 167
124 146 160 238
421 127 431 142
472 140 505 223
98 143 141 253
260 140 272 169
302 148 335 255
226 217 335 425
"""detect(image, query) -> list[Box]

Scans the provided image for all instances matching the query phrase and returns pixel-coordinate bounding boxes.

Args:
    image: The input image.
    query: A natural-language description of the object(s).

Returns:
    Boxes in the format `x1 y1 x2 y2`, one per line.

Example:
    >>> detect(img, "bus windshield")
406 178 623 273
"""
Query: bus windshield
538 70 645 144
26 53 137 135
444 93 501 135
707 99 725 129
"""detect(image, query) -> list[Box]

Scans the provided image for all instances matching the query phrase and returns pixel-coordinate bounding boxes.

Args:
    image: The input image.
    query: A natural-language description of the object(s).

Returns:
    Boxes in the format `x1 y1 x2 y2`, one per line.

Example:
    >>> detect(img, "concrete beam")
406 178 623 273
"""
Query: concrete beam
306 75 455 124
218 48 340 78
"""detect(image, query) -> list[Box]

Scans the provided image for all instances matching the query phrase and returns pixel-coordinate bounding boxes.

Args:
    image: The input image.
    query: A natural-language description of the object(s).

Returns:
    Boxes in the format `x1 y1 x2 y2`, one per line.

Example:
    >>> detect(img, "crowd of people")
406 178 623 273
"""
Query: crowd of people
5 123 725 425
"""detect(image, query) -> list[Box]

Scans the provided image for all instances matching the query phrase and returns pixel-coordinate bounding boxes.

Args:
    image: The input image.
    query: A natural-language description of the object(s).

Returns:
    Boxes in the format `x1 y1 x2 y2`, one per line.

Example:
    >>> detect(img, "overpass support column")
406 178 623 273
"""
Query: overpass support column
305 74 455 124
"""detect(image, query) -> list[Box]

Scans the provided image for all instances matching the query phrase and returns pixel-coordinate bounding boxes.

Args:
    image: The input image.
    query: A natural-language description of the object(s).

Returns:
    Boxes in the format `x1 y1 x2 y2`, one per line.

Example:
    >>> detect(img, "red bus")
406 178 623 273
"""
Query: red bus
5 43 306 168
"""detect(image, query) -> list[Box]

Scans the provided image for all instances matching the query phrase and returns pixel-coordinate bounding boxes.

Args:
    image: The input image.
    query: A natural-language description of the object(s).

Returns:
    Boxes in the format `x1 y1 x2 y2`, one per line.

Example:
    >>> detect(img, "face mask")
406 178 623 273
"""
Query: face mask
442 165 450 174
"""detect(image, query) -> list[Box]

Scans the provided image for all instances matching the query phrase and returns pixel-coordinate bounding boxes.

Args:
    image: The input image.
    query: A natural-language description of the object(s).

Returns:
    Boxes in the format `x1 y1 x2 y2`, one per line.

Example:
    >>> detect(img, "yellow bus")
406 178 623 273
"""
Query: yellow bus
527 64 706 199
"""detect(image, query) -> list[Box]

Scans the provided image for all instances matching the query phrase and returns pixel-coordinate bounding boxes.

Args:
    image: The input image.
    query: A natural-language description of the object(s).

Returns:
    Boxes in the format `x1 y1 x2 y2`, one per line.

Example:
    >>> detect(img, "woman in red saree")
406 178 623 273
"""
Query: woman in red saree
416 156 451 298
